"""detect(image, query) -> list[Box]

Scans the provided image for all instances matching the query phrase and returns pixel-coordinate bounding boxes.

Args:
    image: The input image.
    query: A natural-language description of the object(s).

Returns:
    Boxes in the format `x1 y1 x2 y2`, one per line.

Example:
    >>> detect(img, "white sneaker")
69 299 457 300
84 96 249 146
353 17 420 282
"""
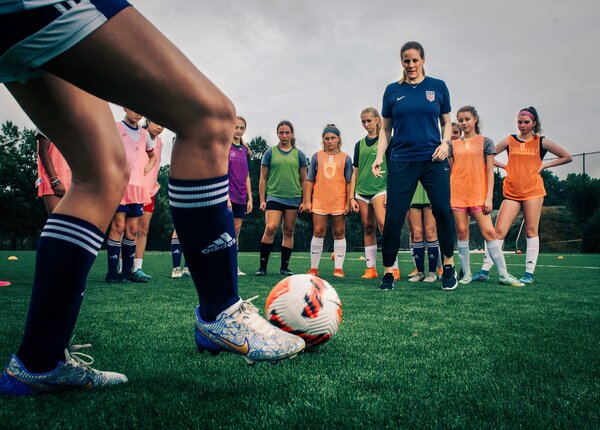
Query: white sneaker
237 267 246 276
0 344 127 396
499 273 525 287
459 273 473 285
181 267 191 277
194 297 305 364
423 272 437 283
409 273 425 282
171 267 182 279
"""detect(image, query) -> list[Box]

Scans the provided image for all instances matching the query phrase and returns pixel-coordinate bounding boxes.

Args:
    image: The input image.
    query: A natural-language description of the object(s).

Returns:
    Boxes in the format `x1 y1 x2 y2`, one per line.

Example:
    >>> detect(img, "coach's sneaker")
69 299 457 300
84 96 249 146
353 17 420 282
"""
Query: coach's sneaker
279 268 294 276
255 267 267 276
361 267 378 279
237 267 246 276
133 269 152 281
0 344 127 396
472 270 490 282
441 265 458 291
194 297 305 365
423 272 437 283
333 268 345 278
499 273 525 287
519 272 534 284
171 267 183 279
459 273 472 285
105 273 130 284
409 272 425 282
378 272 394 290
392 269 401 280
182 267 191 277
307 268 319 276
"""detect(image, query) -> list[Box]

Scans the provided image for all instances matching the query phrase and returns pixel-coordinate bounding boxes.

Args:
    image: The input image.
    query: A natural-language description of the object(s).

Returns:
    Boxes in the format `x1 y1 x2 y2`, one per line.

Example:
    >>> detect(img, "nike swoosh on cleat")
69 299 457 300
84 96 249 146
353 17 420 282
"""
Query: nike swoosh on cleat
212 335 250 354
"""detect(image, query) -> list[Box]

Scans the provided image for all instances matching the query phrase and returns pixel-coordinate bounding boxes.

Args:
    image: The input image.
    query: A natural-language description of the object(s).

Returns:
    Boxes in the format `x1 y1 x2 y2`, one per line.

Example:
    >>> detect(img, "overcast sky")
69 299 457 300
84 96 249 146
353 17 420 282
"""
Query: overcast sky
1 0 599 178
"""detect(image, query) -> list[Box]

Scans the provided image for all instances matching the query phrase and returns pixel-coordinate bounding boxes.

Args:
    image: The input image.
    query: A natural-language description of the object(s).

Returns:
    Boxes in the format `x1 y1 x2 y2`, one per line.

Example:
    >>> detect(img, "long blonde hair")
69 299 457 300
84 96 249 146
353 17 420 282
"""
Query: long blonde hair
235 116 251 154
360 107 382 136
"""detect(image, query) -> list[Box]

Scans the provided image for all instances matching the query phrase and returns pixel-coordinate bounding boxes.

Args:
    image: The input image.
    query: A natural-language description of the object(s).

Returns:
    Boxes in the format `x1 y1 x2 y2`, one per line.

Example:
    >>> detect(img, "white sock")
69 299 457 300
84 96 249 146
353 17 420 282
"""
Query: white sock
134 258 143 271
481 239 502 272
310 236 324 269
334 239 346 269
486 239 508 277
118 258 122 273
365 244 377 269
392 257 398 270
525 236 539 274
457 240 470 275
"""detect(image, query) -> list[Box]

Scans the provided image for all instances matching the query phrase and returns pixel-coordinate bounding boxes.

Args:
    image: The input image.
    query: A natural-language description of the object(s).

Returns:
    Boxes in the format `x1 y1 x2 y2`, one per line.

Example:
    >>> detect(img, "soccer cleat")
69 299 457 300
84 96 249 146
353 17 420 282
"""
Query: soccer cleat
423 272 437 283
171 267 183 279
392 269 400 280
409 272 425 282
378 272 394 290
279 268 294 276
182 267 191 277
333 268 345 278
255 268 267 276
123 270 148 283
237 267 246 276
518 272 534 284
307 268 319 276
133 269 151 281
472 270 490 282
361 267 378 279
194 297 305 365
105 273 130 284
459 273 473 285
408 268 419 277
441 265 458 291
0 344 127 396
500 273 525 287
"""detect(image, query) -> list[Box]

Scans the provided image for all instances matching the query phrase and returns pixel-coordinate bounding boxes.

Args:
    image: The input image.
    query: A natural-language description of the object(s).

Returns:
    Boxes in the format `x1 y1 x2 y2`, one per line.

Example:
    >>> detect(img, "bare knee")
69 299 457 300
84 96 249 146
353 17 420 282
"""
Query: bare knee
481 227 497 241
282 226 295 240
264 223 279 238
456 226 469 241
525 226 539 237
332 226 345 240
110 218 125 237
313 226 326 238
364 222 376 237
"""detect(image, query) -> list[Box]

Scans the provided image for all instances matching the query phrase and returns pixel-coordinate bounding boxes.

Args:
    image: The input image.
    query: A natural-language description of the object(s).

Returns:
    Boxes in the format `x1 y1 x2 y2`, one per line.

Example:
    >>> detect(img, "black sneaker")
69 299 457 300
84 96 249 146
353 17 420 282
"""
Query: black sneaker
379 272 395 290
255 268 267 276
105 273 130 284
441 264 458 291
279 268 294 276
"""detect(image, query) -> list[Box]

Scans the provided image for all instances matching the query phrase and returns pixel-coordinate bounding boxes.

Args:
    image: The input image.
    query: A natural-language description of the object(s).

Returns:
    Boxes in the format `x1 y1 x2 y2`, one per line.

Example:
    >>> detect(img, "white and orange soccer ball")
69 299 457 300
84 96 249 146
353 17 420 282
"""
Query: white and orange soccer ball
265 274 342 350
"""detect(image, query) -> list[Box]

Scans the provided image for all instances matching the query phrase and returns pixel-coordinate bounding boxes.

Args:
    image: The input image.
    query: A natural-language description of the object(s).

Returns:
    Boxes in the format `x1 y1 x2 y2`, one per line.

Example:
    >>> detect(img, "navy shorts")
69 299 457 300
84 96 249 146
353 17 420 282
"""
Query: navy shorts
266 201 299 212
116 203 143 218
0 0 131 83
231 202 246 219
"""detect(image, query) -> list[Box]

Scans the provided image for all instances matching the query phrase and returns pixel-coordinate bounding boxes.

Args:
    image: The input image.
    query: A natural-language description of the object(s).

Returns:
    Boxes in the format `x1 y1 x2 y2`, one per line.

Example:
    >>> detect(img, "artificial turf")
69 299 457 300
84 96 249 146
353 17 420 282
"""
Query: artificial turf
0 250 599 429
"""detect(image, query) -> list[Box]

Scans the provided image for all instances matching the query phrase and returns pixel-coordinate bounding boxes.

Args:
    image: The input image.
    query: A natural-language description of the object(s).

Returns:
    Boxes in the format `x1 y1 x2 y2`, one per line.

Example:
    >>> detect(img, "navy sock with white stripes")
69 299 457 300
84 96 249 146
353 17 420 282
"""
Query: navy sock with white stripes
414 241 426 273
427 240 440 273
169 175 239 321
121 236 136 275
17 214 104 373
171 237 182 268
106 238 120 276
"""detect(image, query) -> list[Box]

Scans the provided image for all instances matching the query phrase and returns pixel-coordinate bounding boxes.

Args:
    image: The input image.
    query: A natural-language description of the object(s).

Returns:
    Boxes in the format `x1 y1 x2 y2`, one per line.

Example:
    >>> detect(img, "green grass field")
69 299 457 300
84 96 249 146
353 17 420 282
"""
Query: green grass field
1 250 599 429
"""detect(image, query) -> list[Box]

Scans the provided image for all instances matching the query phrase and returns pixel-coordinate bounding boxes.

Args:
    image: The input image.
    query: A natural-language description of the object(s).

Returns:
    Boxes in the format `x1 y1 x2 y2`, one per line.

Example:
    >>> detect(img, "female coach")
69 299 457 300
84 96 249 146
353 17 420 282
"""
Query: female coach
372 41 457 291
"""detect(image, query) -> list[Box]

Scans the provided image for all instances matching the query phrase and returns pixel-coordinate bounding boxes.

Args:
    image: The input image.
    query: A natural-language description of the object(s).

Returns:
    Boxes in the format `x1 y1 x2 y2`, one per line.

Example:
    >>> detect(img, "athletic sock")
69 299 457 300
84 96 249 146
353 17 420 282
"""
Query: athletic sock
365 244 377 269
310 236 324 269
333 239 346 269
17 214 104 373
169 176 238 322
481 240 497 272
525 236 539 274
486 239 508 277
281 246 293 270
121 236 136 275
106 238 121 276
133 258 143 271
171 236 183 268
259 242 273 270
392 257 399 270
409 241 415 266
414 241 425 273
427 240 439 273
457 239 470 275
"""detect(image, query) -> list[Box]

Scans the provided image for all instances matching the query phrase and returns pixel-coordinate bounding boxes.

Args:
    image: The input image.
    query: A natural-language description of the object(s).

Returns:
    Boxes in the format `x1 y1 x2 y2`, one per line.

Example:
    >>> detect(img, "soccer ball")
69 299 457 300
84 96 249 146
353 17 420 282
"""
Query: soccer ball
265 274 342 349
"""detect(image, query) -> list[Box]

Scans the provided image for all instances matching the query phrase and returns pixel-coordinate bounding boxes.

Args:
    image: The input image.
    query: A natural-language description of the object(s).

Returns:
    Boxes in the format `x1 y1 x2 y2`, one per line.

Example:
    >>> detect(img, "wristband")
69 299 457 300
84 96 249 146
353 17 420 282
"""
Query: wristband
51 178 61 188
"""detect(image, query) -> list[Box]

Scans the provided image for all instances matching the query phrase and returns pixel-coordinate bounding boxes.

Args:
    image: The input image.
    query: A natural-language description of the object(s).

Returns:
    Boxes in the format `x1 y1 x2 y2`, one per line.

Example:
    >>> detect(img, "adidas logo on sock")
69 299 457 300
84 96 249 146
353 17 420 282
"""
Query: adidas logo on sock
109 255 119 259
172 250 181 254
202 232 236 254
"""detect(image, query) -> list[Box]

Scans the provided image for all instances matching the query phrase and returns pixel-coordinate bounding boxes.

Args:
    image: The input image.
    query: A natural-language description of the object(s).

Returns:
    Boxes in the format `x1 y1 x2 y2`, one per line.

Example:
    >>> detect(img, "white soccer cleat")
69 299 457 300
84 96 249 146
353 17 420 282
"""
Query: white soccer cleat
237 267 246 276
459 273 473 285
171 267 183 278
423 272 437 283
194 297 305 365
409 273 425 282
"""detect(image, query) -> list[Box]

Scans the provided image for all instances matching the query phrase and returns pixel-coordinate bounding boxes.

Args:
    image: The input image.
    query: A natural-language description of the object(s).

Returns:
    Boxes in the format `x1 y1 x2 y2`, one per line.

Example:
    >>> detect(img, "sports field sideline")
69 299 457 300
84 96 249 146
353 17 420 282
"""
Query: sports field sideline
1 251 599 429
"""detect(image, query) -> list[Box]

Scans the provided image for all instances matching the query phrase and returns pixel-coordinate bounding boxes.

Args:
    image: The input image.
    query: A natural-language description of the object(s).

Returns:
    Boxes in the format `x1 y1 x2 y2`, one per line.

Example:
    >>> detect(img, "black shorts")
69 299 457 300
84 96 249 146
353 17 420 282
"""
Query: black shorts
266 201 298 212
231 202 246 219
410 203 431 209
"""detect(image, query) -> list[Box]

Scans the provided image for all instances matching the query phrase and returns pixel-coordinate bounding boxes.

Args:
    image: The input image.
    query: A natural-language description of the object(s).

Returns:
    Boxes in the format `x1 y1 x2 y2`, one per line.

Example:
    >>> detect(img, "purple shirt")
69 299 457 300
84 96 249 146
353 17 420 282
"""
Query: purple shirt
228 143 249 204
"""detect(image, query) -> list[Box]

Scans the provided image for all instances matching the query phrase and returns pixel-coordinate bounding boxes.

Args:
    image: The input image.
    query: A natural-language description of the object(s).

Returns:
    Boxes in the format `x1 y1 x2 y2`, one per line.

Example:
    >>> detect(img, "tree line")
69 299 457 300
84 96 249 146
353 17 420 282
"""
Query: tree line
1 122 599 252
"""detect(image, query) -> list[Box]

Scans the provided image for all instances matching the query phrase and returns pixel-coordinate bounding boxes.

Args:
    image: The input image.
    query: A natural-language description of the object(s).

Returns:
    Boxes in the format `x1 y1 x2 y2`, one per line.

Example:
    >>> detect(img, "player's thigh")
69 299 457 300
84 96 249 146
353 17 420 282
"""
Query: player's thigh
282 209 299 234
423 207 438 241
312 214 328 237
472 211 496 241
409 208 424 238
264 210 283 234
371 194 386 232
331 215 346 239
495 199 522 239
453 210 470 239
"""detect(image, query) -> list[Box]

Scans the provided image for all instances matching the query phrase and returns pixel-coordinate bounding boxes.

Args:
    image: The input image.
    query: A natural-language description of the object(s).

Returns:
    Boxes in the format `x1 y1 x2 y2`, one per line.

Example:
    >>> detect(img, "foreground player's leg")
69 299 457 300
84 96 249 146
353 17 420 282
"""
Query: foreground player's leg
520 198 543 283
332 215 346 278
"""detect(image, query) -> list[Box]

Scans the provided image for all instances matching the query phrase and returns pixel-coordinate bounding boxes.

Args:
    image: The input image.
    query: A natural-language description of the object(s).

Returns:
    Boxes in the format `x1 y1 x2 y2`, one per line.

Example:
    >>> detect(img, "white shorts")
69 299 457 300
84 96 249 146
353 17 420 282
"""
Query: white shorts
355 191 386 205
0 0 131 83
